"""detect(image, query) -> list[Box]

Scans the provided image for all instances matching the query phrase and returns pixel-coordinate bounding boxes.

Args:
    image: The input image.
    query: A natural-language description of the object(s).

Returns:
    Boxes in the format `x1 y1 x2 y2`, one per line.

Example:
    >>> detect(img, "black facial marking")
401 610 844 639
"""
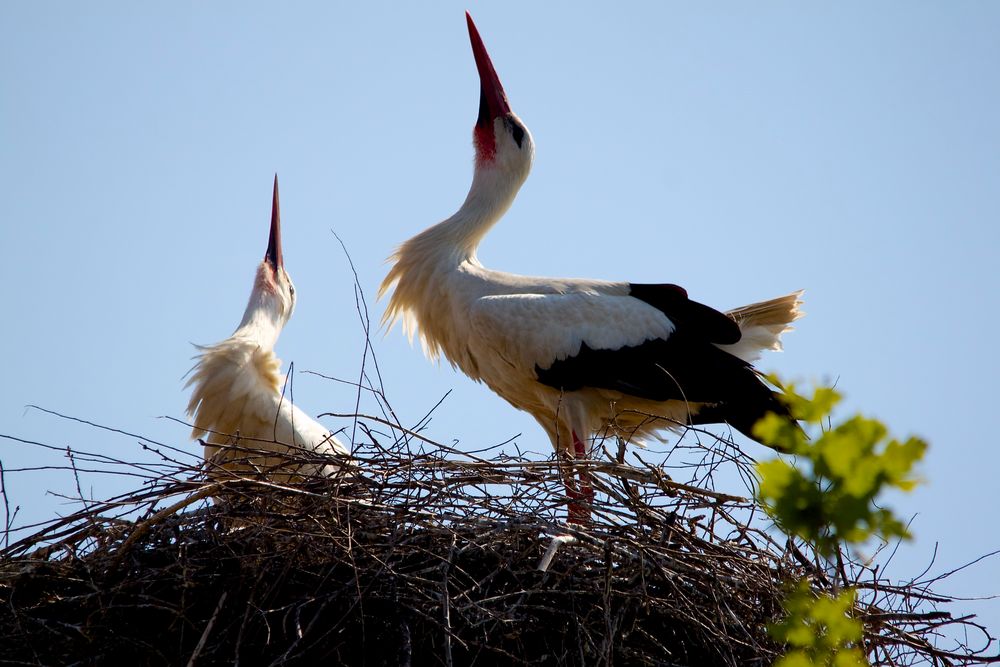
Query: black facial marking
507 116 525 147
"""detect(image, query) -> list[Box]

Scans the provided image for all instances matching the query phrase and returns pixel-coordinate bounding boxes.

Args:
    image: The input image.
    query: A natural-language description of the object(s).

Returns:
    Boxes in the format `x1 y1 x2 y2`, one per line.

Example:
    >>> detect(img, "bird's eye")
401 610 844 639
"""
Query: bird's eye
508 117 525 148
289 285 296 297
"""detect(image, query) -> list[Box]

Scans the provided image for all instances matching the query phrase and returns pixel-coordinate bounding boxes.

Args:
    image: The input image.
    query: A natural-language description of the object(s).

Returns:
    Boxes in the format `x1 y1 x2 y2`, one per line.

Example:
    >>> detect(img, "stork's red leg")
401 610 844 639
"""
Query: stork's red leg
573 430 594 504
565 430 594 524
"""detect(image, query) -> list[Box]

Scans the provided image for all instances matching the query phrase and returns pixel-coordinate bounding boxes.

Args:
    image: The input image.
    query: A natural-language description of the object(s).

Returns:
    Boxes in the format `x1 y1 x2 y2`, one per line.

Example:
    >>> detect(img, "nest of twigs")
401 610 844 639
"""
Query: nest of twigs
0 406 997 666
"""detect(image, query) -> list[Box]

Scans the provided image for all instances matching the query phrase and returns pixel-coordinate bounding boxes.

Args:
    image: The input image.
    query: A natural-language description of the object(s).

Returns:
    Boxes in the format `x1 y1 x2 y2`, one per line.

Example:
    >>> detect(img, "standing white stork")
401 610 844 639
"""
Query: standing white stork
186 176 348 481
380 14 802 522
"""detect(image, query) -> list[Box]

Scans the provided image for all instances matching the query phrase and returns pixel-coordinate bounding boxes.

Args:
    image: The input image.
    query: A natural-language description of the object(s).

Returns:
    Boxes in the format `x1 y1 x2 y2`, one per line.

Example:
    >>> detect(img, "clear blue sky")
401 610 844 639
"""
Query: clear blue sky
3 2 999 644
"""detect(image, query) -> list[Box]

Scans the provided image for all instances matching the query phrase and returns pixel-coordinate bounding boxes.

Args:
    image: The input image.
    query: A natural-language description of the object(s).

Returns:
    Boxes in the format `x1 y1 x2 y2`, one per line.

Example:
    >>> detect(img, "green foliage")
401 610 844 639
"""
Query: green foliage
770 582 866 667
753 379 926 557
753 378 928 667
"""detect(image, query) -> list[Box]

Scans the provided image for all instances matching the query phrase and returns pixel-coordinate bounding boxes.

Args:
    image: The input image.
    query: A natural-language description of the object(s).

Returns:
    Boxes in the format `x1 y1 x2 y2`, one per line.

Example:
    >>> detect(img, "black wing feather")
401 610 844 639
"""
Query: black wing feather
629 283 741 345
534 284 791 442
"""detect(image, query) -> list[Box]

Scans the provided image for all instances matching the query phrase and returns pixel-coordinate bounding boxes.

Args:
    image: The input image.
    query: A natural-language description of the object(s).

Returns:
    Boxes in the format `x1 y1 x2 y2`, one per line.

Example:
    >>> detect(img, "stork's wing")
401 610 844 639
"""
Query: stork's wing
269 396 350 458
468 292 671 373
468 291 753 403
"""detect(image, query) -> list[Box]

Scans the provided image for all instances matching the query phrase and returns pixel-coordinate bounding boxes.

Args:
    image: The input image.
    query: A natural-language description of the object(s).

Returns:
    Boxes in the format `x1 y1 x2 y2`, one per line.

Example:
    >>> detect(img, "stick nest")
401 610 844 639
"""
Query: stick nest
0 411 997 666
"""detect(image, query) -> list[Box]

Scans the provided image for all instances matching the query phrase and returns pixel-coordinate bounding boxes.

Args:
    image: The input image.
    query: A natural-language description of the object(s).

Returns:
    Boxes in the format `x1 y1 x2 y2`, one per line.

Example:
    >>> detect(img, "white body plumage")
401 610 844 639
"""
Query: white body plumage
381 15 803 465
186 177 347 480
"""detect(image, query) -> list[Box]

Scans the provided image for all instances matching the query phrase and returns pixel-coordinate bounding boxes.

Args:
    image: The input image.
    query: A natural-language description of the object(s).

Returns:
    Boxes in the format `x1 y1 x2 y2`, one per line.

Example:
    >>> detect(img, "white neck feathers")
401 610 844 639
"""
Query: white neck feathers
233 273 285 350
380 163 524 338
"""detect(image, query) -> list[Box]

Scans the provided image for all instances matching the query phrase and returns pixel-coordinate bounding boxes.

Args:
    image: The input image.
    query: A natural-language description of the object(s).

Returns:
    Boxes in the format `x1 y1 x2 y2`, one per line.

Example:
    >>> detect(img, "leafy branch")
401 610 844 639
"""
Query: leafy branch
754 378 927 666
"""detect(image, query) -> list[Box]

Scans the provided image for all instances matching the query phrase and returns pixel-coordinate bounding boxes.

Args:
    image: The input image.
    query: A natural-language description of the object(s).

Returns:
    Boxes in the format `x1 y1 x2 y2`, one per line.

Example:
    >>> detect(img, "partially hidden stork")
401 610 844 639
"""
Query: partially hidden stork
187 176 348 481
380 14 802 522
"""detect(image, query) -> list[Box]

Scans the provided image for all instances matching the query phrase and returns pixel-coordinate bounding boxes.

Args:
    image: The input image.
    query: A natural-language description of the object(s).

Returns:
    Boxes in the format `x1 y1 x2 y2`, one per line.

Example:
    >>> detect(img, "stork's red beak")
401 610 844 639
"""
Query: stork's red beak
265 174 284 270
466 12 510 128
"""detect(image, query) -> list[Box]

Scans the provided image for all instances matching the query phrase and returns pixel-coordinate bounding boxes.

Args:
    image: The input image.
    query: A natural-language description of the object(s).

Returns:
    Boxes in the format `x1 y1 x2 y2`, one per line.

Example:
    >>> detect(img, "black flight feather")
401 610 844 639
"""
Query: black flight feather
629 283 741 345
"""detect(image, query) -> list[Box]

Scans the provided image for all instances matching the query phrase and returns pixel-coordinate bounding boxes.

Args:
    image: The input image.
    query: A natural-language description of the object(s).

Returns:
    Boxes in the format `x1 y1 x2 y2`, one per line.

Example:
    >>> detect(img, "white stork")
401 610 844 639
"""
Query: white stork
380 14 802 521
186 176 348 481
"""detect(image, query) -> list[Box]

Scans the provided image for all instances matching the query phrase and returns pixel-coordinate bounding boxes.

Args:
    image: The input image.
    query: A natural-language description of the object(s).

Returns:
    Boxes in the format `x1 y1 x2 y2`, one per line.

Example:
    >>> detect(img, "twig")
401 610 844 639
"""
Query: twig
187 591 228 667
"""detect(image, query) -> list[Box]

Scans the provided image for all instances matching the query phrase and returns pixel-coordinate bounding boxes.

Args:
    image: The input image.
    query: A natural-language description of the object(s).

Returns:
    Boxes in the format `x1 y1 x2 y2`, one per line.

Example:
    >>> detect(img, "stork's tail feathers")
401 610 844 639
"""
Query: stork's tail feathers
719 290 804 363
696 290 804 449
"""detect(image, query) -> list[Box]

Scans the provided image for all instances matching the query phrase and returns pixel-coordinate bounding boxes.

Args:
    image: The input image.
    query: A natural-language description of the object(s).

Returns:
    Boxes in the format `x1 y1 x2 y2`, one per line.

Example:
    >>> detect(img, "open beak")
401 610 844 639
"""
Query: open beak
265 174 284 271
466 12 511 128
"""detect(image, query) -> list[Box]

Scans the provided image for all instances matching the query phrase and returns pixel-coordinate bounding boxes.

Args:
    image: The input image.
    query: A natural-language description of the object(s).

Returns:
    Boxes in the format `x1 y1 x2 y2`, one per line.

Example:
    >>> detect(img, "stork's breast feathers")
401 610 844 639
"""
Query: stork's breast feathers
187 344 277 435
185 341 347 457
467 293 676 376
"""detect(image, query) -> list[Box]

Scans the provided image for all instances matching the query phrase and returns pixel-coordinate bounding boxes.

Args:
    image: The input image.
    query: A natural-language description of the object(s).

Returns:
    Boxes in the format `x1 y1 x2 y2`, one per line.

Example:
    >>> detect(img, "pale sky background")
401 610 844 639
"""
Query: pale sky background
2 2 999 647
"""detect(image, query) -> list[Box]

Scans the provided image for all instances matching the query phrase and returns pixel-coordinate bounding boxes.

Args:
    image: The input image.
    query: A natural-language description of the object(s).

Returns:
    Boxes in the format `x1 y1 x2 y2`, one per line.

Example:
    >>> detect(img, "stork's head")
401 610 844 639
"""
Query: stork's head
467 12 534 184
240 175 297 339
